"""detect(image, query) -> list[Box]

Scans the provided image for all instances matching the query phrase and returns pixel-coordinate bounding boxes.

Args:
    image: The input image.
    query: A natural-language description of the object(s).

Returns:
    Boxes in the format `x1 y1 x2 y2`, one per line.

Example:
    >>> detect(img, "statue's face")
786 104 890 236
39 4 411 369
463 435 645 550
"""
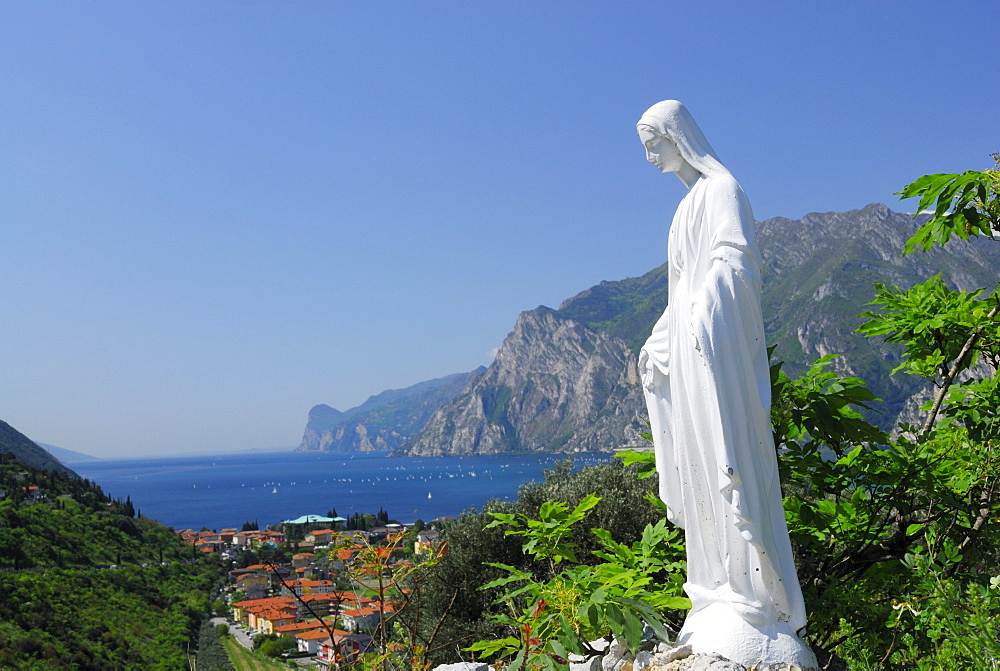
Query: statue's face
638 126 684 174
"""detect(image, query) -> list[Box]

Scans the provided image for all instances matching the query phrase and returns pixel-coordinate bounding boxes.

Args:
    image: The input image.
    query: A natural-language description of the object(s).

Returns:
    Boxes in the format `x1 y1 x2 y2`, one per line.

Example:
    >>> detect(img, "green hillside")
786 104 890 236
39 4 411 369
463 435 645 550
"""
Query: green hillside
557 264 670 352
0 421 220 668
0 419 75 476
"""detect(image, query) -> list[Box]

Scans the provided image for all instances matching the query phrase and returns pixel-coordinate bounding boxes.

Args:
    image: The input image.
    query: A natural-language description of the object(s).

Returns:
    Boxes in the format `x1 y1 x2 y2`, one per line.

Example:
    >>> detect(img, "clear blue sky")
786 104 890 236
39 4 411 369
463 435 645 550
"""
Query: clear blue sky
2 3 997 458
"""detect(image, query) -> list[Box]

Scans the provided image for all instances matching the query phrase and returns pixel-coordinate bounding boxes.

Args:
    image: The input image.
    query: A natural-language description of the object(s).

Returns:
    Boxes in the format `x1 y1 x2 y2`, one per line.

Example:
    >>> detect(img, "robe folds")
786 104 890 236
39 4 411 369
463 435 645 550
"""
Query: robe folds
640 173 807 631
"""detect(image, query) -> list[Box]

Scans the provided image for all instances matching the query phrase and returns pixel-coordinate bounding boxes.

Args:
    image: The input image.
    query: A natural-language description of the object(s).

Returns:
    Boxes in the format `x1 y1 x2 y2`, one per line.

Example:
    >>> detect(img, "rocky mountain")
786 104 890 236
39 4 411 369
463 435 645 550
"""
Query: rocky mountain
0 419 76 476
399 307 645 456
296 368 486 453
757 203 999 421
394 204 999 456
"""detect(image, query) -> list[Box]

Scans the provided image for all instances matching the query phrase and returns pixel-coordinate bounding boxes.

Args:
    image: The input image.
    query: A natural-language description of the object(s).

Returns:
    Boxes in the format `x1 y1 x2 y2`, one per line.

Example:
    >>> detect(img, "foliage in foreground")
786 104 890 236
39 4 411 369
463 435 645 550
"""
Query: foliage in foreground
467 495 687 670
772 158 1000 669
328 529 446 670
398 458 665 667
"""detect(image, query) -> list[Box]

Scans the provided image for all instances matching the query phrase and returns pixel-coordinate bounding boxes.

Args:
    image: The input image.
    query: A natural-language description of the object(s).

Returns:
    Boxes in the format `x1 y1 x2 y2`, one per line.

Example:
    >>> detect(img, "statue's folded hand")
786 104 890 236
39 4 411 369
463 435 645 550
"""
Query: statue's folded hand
638 347 650 372
690 299 711 355
638 347 659 390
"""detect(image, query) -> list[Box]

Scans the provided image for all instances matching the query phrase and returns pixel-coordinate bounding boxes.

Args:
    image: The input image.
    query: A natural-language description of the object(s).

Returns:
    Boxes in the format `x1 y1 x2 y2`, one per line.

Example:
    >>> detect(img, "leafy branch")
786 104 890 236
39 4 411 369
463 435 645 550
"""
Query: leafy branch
468 498 687 670
897 164 999 254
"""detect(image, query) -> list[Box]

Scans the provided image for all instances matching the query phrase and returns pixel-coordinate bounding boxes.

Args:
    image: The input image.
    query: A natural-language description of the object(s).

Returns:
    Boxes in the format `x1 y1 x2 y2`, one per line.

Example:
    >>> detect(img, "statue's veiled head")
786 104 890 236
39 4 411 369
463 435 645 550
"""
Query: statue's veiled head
637 100 729 179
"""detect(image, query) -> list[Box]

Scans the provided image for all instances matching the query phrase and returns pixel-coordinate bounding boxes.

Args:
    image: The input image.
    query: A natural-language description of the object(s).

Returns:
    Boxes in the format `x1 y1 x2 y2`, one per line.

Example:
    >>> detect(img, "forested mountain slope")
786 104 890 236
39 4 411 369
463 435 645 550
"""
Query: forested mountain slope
0 420 219 668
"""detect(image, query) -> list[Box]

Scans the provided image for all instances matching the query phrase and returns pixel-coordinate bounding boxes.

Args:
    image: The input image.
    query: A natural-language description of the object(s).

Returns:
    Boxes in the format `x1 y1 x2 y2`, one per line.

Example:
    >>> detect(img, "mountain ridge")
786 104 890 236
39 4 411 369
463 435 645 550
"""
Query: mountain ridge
39 443 99 464
303 204 1000 457
296 368 486 453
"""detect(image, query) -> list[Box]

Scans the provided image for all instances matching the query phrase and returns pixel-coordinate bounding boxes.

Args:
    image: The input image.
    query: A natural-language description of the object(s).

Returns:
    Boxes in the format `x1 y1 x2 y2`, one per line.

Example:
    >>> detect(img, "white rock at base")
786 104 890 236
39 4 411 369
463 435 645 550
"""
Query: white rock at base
601 640 631 671
431 663 489 671
681 654 745 671
646 644 693 667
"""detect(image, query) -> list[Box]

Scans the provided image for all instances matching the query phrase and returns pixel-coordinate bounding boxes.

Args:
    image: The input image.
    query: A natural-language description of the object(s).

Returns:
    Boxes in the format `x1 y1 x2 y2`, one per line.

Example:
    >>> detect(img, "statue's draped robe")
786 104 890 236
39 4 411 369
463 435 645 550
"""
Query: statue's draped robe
641 173 807 631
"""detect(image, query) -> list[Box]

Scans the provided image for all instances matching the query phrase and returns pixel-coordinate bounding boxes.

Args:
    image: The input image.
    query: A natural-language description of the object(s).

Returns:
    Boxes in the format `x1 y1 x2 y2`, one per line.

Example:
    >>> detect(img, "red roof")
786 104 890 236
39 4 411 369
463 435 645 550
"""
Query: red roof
299 593 335 602
286 579 332 588
297 627 350 641
233 596 295 608
256 607 298 621
275 620 331 633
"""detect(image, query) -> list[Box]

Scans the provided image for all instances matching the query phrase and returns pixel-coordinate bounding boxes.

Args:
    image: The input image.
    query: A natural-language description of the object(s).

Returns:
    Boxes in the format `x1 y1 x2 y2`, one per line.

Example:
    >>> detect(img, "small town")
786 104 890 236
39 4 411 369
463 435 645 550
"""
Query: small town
177 513 447 667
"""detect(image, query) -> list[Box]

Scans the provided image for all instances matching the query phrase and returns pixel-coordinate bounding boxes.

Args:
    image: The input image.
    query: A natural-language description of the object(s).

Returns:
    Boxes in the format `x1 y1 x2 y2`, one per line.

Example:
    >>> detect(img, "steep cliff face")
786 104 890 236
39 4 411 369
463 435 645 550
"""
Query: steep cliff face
399 307 644 456
297 368 485 453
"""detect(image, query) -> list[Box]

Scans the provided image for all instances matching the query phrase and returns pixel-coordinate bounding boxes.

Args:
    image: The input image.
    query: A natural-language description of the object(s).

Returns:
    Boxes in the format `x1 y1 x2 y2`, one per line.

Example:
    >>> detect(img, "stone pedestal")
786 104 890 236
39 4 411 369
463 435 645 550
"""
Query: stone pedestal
677 603 818 670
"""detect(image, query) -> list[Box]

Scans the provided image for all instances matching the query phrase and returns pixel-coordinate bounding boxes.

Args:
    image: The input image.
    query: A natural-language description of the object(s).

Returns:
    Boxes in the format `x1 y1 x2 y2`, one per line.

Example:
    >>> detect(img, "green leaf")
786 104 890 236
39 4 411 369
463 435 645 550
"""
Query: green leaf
898 170 999 253
558 615 585 654
465 637 521 658
550 638 569 662
622 609 644 652
615 449 658 479
585 603 601 633
606 602 625 641
649 595 691 611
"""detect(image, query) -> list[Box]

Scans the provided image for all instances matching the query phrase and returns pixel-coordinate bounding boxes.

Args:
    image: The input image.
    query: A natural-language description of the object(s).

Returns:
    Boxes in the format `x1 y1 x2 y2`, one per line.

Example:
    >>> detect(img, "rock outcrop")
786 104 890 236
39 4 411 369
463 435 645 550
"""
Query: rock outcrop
757 203 1000 423
398 307 644 455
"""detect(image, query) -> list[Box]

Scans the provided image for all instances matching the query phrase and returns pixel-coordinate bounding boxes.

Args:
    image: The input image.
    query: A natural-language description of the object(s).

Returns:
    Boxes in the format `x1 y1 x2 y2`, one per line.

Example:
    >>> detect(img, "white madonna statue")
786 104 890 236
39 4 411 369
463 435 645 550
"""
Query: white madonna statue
637 100 817 668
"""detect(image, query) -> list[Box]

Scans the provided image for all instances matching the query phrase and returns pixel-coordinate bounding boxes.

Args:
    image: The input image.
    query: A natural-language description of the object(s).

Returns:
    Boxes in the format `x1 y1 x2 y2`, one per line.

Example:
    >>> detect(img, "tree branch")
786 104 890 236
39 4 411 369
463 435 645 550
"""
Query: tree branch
920 300 1000 437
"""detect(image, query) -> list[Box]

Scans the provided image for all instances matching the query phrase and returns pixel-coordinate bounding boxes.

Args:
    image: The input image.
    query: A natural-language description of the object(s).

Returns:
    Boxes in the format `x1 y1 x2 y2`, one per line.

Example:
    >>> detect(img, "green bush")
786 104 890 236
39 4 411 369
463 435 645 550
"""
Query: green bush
254 633 296 658
400 458 663 666
468 495 687 667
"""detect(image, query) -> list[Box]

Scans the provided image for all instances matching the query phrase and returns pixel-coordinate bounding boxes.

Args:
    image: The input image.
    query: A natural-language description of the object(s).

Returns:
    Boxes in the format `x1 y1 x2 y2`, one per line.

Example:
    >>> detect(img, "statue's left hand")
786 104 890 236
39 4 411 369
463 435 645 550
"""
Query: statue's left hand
638 347 657 390
691 302 709 354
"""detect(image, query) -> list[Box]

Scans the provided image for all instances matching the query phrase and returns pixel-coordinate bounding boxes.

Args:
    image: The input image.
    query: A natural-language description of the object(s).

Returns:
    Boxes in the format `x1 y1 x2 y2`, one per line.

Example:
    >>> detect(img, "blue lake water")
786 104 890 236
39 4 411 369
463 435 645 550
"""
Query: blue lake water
74 451 611 532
